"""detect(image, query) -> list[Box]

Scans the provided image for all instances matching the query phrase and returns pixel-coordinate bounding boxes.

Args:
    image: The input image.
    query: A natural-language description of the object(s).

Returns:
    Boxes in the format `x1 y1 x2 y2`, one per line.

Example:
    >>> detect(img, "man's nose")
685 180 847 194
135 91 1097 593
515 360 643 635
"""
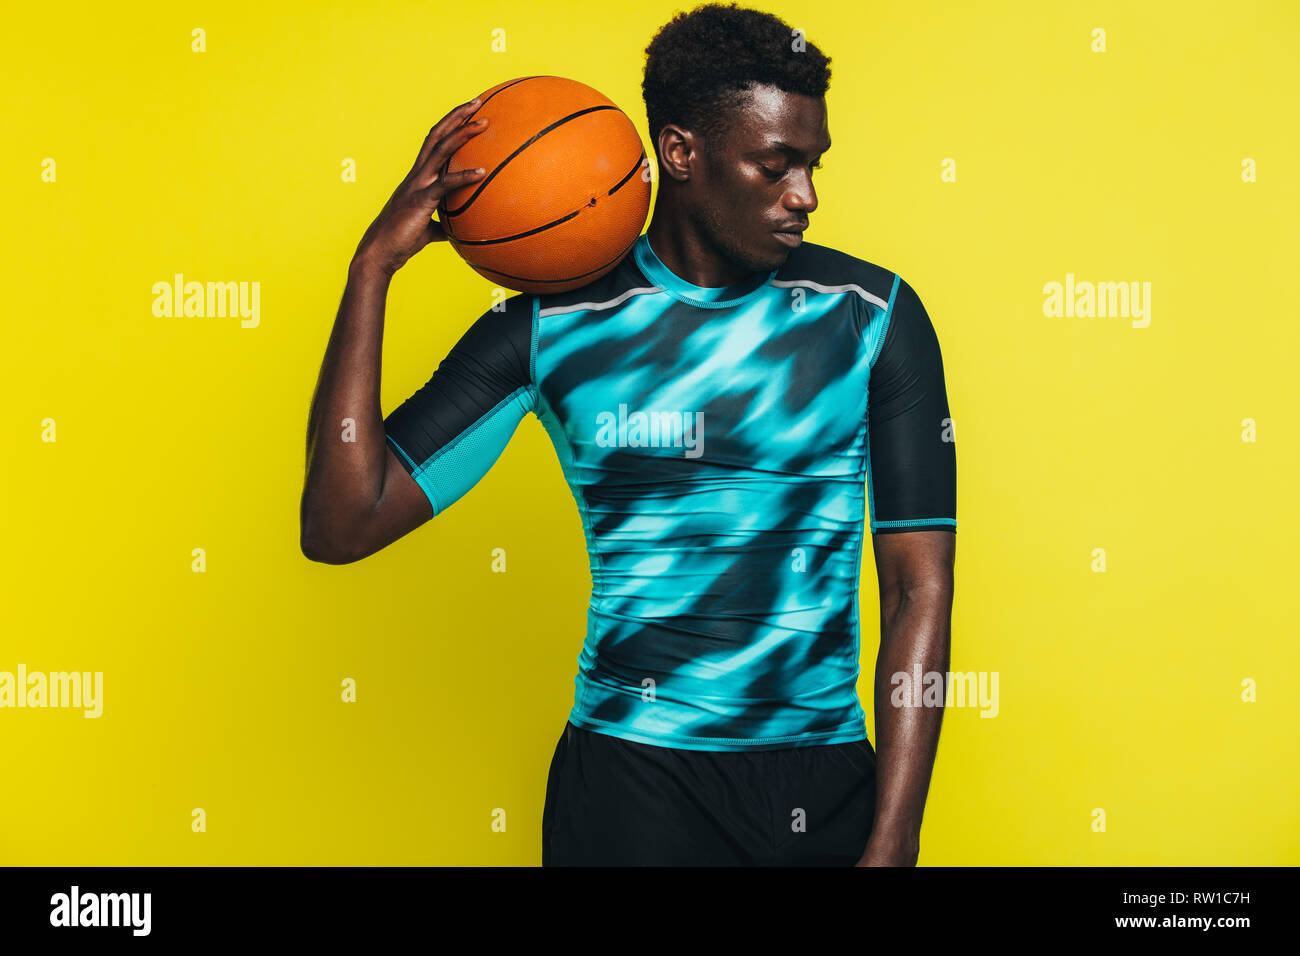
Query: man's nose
785 172 817 214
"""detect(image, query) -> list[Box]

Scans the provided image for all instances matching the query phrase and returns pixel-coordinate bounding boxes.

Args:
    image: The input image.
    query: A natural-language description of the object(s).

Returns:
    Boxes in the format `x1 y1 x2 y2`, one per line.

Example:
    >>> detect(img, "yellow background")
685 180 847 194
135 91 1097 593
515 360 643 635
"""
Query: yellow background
3 0 1297 865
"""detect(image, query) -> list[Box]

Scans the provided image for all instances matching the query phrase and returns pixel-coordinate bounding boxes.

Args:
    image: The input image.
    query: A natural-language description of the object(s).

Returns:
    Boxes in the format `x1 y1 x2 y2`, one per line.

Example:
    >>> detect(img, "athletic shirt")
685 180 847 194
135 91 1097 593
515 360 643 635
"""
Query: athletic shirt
383 232 956 751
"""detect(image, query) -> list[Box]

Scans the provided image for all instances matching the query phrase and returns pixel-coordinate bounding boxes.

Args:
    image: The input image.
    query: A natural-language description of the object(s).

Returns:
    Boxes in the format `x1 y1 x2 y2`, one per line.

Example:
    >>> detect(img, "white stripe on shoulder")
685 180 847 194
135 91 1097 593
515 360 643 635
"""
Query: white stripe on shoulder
769 279 890 311
538 286 663 317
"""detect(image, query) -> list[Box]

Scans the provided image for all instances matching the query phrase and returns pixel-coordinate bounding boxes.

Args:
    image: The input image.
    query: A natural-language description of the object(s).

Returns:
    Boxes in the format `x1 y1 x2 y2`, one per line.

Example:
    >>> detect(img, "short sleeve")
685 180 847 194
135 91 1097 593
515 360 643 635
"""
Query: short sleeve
866 276 957 534
383 293 538 516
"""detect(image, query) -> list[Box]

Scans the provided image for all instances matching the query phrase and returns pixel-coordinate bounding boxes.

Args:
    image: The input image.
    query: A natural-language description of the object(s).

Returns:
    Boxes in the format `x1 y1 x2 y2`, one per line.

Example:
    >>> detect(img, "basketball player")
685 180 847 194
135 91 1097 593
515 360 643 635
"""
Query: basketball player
301 2 956 866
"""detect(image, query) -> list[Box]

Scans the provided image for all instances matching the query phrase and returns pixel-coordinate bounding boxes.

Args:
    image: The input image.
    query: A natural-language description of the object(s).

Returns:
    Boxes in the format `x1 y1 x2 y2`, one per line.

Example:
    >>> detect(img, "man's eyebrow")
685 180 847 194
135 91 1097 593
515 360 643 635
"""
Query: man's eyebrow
749 138 833 158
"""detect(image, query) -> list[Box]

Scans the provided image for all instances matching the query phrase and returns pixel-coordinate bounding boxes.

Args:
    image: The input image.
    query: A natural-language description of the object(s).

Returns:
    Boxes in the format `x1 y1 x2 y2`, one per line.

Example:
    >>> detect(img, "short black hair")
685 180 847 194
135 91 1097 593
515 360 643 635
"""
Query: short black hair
642 2 832 147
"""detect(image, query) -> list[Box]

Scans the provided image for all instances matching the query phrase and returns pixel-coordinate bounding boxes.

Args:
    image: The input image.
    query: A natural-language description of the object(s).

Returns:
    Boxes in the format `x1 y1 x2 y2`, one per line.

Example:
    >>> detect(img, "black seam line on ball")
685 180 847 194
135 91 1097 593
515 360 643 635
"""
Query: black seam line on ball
443 105 618 218
439 77 538 180
455 231 640 284
449 153 648 247
449 207 583 246
464 76 535 124
608 152 646 195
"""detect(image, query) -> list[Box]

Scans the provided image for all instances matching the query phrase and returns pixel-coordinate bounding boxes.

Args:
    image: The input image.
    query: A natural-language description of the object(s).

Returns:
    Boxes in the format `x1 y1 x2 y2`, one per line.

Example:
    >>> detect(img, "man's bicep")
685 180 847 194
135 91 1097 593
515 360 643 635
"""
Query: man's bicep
384 385 535 517
866 276 956 536
358 443 437 556
382 293 536 520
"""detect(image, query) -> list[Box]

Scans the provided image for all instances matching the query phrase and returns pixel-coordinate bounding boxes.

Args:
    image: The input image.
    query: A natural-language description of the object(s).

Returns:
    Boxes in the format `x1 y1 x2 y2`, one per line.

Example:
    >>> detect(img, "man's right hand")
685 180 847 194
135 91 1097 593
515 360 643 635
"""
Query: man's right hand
353 97 491 277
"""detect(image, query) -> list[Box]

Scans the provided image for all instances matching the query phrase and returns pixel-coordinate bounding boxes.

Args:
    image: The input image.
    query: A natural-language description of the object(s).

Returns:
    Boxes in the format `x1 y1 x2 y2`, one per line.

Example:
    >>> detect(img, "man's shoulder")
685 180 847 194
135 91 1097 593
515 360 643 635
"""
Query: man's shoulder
530 248 652 316
773 241 901 310
523 239 912 314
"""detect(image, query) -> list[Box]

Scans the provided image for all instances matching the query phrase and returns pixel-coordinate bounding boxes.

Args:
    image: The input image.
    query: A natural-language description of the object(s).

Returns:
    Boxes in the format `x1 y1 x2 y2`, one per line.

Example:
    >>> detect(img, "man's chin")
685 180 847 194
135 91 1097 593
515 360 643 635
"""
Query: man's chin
732 244 790 274
711 230 789 276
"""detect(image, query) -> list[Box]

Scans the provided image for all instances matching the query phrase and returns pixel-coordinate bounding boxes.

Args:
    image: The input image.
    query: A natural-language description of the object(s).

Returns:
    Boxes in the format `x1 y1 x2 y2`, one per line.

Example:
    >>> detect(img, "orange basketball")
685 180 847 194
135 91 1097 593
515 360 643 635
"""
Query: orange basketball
438 76 651 294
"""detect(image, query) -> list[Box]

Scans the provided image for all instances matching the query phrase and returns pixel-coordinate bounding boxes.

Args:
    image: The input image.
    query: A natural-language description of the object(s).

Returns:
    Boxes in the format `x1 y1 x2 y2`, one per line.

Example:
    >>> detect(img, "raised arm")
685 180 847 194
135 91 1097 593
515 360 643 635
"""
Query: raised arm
858 275 957 866
299 97 490 564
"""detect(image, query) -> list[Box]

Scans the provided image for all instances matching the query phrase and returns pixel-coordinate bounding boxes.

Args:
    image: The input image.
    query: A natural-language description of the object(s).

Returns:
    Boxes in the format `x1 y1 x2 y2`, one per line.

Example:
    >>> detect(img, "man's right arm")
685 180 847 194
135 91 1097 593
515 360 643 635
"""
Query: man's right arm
300 259 537 565
299 254 432 565
299 96 491 564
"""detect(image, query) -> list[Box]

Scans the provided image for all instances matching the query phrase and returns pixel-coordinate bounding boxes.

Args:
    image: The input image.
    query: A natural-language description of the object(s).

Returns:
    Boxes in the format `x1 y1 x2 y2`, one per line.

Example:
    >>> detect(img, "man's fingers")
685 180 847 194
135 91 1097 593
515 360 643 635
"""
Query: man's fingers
415 117 489 185
417 165 487 202
411 97 482 171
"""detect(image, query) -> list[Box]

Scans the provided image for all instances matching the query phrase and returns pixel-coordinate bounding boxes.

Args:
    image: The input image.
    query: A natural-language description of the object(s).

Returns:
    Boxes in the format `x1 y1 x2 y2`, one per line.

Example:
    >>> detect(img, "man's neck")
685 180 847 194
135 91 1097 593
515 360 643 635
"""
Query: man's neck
645 205 757 289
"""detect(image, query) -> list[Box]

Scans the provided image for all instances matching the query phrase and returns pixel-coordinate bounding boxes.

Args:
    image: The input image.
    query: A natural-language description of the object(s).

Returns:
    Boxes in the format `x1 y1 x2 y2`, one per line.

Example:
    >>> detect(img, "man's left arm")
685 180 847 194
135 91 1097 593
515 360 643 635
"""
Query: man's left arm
855 274 957 867
859 531 954 865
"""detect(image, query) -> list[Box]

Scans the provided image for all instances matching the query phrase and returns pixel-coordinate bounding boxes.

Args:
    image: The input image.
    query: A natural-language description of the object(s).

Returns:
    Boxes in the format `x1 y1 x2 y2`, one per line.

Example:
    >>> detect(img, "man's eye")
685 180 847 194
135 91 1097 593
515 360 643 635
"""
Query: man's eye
759 165 785 179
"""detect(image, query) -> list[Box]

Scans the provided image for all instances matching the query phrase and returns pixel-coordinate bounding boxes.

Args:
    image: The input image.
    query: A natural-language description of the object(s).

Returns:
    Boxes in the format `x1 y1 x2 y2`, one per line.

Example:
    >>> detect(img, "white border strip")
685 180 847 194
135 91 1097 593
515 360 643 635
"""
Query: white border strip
539 286 664 317
770 279 889 311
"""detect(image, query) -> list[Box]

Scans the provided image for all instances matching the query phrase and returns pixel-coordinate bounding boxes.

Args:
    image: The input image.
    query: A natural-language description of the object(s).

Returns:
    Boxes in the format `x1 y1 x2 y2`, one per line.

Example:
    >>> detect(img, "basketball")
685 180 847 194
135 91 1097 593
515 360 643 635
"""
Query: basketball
438 76 651 294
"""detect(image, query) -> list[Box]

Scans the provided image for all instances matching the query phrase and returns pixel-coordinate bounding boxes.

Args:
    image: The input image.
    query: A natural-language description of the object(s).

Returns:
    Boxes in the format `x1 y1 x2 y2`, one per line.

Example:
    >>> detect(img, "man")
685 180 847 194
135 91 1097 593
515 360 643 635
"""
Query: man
300 2 956 867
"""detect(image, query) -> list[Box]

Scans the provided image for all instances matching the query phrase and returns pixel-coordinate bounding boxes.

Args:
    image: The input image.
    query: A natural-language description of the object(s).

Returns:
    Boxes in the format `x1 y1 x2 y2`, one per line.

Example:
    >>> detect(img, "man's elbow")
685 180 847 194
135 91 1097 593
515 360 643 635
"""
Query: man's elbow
301 538 349 565
883 570 954 619
300 522 360 565
301 543 353 565
902 569 953 597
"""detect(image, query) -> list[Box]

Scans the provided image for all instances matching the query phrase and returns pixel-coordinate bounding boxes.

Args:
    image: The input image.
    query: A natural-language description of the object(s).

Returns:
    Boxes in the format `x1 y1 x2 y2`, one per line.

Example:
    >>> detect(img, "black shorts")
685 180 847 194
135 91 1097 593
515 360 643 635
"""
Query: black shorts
541 721 877 866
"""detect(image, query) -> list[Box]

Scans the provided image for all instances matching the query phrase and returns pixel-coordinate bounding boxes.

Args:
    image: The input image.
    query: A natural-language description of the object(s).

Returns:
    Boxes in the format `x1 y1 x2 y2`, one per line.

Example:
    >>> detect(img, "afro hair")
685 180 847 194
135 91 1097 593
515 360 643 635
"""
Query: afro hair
642 3 832 147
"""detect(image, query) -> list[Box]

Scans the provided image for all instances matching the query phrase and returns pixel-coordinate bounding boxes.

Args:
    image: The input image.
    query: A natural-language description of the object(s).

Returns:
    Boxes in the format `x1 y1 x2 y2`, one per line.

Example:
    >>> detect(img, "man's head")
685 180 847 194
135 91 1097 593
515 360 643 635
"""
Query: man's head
642 2 832 273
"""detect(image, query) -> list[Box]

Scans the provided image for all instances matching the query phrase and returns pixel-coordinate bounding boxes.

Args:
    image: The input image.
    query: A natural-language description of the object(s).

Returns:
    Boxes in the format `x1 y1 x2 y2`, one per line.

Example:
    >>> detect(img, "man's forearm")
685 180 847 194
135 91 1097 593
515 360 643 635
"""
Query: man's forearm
866 582 952 861
300 253 393 558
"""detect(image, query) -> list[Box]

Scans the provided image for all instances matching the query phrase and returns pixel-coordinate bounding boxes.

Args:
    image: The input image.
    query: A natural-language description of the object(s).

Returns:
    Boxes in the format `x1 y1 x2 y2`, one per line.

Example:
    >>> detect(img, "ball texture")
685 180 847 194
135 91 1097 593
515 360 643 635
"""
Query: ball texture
439 76 652 295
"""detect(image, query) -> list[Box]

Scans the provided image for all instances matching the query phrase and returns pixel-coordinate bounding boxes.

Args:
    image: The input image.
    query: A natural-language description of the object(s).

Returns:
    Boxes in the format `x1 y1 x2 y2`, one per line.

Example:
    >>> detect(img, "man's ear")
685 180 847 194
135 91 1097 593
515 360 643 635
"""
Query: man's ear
656 124 695 182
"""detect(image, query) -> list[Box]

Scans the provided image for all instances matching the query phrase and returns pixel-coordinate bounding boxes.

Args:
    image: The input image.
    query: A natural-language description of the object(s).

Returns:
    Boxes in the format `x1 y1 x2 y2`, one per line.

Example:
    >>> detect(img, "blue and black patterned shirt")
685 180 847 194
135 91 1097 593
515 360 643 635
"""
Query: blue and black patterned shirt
384 232 956 751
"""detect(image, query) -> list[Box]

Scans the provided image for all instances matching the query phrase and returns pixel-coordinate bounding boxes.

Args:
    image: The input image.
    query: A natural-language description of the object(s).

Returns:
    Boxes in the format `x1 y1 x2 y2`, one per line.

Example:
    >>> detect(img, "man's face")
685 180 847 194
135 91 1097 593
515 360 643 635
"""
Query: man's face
689 85 830 273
